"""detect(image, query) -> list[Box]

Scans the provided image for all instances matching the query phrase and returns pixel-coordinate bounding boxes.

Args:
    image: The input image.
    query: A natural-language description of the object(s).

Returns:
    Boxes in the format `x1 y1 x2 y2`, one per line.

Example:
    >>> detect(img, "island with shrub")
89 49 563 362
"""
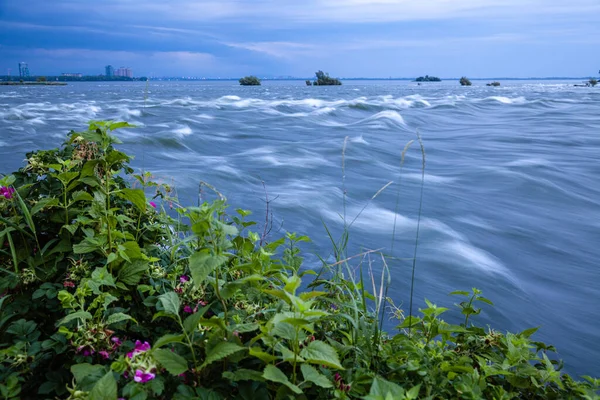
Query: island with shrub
415 75 441 82
239 76 261 86
306 70 342 86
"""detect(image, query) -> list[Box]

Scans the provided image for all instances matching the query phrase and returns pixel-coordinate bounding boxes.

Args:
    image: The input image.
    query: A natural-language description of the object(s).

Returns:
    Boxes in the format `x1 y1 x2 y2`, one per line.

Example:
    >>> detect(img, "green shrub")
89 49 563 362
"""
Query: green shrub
313 70 342 86
459 77 472 86
487 81 501 87
415 75 441 82
589 78 598 87
305 80 312 86
0 121 598 399
239 76 261 86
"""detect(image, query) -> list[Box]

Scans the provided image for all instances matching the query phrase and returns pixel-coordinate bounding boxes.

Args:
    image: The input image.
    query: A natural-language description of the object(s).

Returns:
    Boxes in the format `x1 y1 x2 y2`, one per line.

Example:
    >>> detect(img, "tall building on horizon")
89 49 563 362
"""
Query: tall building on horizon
114 67 133 78
18 62 30 78
105 65 114 77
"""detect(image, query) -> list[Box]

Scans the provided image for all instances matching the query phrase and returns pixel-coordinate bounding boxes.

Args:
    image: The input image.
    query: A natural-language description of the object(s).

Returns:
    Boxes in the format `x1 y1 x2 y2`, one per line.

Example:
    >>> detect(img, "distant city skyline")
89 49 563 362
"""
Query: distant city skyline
1 0 599 78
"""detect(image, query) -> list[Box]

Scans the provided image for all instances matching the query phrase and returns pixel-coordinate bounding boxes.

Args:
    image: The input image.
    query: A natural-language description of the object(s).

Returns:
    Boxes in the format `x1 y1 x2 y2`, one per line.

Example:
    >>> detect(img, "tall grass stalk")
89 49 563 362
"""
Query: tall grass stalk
407 131 426 337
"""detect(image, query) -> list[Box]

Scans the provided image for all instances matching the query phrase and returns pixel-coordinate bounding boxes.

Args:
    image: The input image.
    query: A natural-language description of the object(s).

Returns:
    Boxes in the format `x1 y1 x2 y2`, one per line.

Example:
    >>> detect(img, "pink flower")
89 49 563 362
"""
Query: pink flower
63 281 75 288
82 348 95 357
111 336 122 347
134 369 156 383
127 340 151 359
0 187 15 200
183 305 193 314
149 201 157 208
179 275 189 283
99 350 110 360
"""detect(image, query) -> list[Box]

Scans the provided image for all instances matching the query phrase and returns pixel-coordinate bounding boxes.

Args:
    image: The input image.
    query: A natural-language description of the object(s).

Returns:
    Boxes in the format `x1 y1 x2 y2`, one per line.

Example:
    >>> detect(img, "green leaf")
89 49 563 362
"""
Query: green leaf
14 190 36 235
153 333 186 349
158 292 181 316
476 296 494 306
90 371 117 400
118 260 148 286
262 365 302 394
71 191 94 203
223 369 264 382
183 305 211 334
449 290 470 296
106 313 134 326
119 188 147 213
301 364 333 388
91 267 116 288
71 363 106 384
249 347 278 363
200 342 245 369
153 349 188 376
366 376 404 400
57 311 92 326
300 340 343 370
189 253 227 286
73 238 101 254
518 326 540 338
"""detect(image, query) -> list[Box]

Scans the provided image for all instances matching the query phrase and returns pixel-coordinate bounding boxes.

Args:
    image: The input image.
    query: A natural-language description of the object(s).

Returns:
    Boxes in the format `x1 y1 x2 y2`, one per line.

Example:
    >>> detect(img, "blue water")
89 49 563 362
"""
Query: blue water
1 80 599 377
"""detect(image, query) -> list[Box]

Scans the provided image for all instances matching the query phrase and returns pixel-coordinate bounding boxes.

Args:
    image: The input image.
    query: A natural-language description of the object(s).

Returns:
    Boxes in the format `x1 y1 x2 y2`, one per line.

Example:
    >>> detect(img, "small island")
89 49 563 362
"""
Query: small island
589 78 598 87
239 76 261 86
415 75 441 82
459 77 472 86
306 70 342 86
487 81 501 87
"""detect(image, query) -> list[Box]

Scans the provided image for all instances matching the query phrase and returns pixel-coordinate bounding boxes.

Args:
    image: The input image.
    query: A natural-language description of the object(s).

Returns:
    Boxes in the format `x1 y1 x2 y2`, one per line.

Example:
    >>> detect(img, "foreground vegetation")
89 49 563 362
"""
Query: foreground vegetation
0 121 598 399
239 76 261 86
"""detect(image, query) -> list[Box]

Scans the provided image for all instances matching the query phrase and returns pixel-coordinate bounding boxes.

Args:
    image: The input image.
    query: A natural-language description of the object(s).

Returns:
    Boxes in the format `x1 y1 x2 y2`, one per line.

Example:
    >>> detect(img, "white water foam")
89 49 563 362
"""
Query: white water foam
173 125 192 136
486 96 527 105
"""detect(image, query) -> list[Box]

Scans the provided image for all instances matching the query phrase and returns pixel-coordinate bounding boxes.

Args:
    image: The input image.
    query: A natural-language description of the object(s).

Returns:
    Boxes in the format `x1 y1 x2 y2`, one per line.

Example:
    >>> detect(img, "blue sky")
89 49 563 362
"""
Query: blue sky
1 0 599 78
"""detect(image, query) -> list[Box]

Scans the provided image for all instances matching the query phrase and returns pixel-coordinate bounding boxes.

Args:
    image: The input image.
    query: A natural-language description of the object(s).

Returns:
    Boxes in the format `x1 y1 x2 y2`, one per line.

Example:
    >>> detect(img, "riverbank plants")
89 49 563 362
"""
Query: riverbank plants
0 121 598 399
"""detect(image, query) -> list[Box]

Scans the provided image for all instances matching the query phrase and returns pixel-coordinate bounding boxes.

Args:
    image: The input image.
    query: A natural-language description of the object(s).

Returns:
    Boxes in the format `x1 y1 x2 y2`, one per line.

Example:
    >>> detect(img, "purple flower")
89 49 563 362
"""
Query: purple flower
179 275 189 283
82 348 95 357
134 369 156 383
127 340 151 359
183 305 193 314
149 201 157 208
0 187 15 200
99 350 110 360
111 336 122 346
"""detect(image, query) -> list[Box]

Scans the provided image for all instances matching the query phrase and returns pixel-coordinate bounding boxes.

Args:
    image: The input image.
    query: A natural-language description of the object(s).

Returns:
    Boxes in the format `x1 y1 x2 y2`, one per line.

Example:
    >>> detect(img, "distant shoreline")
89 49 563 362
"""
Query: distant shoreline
0 81 67 86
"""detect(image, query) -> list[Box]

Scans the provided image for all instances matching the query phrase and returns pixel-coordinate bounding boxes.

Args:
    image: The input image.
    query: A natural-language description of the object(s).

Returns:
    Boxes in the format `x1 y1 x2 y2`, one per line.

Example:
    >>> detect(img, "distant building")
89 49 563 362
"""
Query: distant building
114 67 133 78
18 62 30 77
105 65 114 77
61 73 83 77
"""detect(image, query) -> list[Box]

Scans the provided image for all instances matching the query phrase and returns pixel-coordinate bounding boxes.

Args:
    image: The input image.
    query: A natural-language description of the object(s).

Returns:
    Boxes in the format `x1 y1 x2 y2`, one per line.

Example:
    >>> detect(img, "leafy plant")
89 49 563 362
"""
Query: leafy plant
239 76 261 86
313 71 342 86
0 121 597 399
459 77 472 86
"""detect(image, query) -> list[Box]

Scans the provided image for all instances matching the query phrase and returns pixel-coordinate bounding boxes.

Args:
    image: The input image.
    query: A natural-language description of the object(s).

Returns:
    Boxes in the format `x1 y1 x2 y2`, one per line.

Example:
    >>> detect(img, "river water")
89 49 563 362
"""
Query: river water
1 80 599 377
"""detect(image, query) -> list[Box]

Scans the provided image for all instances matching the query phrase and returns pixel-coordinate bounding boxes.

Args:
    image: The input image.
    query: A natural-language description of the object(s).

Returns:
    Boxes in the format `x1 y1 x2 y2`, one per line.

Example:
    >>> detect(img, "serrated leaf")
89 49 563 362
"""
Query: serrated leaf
57 311 92 326
158 292 180 316
90 371 117 400
300 340 343 370
118 260 148 286
71 363 106 384
367 376 404 399
106 313 134 326
183 305 210 334
31 198 60 216
119 188 147 213
71 191 94 203
301 364 333 388
262 365 302 394
249 347 278 363
228 323 259 333
189 253 227 286
73 238 101 254
153 333 186 349
518 326 540 338
153 349 188 375
200 342 245 369
223 369 264 382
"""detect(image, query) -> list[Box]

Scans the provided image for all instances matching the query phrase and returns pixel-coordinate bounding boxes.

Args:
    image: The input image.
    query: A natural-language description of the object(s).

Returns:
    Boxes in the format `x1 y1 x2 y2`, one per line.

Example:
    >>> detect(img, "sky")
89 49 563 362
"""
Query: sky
0 0 599 78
